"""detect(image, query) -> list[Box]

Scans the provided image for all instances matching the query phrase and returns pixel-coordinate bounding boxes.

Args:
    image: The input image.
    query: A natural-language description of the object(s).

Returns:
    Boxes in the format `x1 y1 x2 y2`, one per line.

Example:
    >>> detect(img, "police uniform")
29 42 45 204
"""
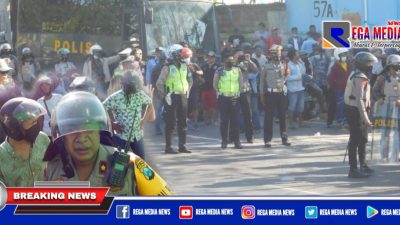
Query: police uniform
156 62 193 153
238 60 256 143
372 68 400 162
344 70 372 175
373 73 400 103
46 144 172 196
260 61 289 146
214 66 243 148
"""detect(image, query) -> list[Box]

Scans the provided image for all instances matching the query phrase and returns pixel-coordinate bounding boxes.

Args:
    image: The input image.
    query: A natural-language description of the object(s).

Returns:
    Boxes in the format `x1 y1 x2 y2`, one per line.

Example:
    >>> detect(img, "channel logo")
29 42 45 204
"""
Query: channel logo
305 206 318 219
116 205 130 219
179 206 193 219
241 205 255 219
367 206 379 219
322 21 351 49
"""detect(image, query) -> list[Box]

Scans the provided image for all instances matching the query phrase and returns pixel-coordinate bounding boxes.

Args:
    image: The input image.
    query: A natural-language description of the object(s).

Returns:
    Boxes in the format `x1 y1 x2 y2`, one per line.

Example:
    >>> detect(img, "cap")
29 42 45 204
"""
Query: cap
0 59 12 72
269 44 283 52
37 76 52 85
299 50 308 56
121 55 135 64
207 51 216 57
271 27 278 31
119 48 132 55
155 47 165 52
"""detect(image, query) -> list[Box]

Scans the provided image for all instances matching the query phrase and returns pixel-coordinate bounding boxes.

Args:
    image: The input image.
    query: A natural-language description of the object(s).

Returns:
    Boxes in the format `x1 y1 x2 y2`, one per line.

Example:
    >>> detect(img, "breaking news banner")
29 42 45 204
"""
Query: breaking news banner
1 181 400 224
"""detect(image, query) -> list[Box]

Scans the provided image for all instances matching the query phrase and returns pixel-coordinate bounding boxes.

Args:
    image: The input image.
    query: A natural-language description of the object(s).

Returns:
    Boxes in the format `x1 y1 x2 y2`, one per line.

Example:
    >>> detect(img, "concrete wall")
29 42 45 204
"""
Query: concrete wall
216 3 288 44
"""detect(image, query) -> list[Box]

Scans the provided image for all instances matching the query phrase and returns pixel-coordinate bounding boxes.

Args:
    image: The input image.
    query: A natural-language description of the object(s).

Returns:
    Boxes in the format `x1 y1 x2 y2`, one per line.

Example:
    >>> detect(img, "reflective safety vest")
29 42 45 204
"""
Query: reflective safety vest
165 64 189 93
218 68 240 95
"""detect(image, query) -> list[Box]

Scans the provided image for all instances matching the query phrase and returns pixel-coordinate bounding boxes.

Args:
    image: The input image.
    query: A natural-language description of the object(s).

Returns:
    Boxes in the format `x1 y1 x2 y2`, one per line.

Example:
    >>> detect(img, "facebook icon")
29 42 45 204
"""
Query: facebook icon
116 205 130 219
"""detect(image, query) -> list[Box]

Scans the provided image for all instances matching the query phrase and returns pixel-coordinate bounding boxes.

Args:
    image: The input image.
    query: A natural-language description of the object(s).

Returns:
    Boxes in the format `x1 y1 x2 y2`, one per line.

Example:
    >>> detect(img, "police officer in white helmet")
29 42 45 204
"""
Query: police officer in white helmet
344 51 377 178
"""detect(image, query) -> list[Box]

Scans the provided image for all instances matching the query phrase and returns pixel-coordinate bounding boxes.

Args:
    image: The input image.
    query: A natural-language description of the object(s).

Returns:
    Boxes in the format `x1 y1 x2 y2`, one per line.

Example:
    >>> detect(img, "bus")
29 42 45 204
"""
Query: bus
10 0 219 68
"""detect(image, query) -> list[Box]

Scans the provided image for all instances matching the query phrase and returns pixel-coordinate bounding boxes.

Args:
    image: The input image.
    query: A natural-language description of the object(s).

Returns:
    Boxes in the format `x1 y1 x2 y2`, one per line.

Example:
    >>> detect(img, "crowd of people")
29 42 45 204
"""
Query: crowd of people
0 21 399 191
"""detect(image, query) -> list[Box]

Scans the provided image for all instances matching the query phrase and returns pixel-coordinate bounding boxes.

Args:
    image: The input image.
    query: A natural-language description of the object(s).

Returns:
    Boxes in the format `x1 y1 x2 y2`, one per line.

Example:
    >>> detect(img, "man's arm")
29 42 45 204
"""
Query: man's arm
372 75 385 102
213 69 221 92
156 66 169 99
259 68 266 107
105 55 121 66
238 69 243 93
355 78 372 125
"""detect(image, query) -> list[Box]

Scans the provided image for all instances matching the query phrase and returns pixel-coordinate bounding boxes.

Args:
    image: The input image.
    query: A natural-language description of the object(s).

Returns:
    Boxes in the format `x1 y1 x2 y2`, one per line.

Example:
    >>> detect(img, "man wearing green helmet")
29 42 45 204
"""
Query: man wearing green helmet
0 97 50 187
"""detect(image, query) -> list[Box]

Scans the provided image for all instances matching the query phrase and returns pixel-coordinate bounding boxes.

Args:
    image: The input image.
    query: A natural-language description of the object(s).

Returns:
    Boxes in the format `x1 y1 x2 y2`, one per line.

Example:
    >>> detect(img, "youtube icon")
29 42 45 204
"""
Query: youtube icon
179 206 193 219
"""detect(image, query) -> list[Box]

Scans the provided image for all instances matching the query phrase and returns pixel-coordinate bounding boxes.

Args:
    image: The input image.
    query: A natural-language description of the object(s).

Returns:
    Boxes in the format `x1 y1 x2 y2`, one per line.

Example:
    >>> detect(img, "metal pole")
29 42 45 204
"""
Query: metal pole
363 0 368 26
343 139 349 164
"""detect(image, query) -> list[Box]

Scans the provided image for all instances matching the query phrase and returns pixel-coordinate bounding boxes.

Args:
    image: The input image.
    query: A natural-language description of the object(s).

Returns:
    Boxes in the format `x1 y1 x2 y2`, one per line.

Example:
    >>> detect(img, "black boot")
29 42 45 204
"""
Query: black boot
178 130 191 153
165 131 178 154
348 168 369 178
234 141 243 149
282 134 291 146
221 141 228 149
360 164 375 175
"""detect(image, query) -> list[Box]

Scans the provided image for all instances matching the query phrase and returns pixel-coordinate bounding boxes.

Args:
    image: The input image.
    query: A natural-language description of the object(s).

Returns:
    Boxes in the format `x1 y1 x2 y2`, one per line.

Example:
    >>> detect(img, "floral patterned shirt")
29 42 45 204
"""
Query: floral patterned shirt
0 132 50 187
103 90 152 141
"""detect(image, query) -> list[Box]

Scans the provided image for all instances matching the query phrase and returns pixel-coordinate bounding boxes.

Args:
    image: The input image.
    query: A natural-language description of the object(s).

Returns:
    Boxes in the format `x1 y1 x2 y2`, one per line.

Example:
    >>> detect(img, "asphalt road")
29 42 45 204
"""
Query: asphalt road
143 118 400 196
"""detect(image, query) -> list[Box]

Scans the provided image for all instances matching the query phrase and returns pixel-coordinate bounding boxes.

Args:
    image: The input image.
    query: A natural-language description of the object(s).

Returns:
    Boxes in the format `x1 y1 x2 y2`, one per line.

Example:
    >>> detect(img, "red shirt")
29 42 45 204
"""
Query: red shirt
327 62 352 91
266 35 282 51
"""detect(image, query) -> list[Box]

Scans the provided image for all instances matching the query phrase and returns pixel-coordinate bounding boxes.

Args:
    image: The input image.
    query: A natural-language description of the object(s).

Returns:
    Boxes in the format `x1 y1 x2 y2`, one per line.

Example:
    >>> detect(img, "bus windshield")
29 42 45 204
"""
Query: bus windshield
18 0 123 36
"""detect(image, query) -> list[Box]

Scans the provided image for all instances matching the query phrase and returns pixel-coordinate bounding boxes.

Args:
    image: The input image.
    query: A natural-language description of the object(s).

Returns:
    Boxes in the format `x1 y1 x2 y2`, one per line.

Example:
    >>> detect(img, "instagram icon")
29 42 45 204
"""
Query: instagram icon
241 205 256 219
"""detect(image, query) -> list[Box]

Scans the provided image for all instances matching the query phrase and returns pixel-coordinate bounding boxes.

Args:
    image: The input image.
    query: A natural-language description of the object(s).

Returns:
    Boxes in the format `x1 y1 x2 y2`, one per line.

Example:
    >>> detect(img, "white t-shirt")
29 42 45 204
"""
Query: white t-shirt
37 94 63 136
252 53 268 69
287 61 305 92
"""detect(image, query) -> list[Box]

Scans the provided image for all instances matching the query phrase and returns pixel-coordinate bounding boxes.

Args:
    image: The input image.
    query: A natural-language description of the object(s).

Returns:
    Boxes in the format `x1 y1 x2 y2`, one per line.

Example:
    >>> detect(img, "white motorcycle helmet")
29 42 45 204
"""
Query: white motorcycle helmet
333 48 349 61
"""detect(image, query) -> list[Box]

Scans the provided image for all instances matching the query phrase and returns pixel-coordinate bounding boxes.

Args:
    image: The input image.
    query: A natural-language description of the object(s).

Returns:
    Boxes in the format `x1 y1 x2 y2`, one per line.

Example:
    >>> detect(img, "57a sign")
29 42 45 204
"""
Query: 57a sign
314 0 334 18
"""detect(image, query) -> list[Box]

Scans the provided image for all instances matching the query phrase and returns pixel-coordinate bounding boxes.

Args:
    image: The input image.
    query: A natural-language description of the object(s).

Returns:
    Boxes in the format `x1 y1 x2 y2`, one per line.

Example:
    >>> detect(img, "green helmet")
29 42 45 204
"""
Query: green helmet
50 91 112 142
0 97 46 141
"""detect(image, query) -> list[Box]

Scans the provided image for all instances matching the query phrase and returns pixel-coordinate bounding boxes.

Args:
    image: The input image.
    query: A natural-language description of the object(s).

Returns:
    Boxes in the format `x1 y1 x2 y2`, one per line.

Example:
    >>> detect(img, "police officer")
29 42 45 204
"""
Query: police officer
373 54 400 104
344 51 377 178
44 91 172 196
214 54 243 149
54 48 77 93
372 54 400 162
237 49 257 143
0 43 18 80
156 45 193 154
260 45 291 148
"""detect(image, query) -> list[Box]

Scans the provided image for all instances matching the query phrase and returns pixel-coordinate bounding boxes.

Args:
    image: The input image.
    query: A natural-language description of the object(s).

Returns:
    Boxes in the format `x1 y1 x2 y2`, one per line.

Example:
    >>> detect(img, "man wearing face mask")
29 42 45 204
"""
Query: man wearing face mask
104 71 155 159
83 44 121 100
186 48 204 131
54 48 77 93
156 45 193 154
36 75 63 138
0 97 50 186
344 51 377 178
0 43 18 80
260 45 290 148
328 48 351 128
214 54 243 149
237 49 257 143
19 47 40 93
372 54 400 163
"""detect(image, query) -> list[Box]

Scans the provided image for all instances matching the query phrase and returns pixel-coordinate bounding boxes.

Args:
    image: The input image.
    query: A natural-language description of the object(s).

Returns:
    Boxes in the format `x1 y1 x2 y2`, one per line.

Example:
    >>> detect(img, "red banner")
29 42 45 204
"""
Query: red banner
6 187 109 205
